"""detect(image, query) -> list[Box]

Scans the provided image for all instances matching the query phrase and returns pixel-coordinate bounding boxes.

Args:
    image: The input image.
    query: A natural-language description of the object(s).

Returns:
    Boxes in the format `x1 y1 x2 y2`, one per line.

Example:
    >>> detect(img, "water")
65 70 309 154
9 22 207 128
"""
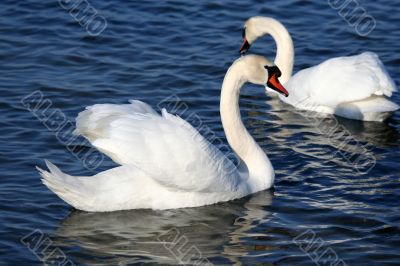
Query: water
1 0 399 265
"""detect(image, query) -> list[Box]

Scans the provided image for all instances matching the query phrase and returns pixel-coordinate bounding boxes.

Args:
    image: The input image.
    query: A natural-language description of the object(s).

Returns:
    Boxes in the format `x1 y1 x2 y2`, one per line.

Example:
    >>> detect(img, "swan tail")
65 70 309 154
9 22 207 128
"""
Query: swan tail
38 160 89 211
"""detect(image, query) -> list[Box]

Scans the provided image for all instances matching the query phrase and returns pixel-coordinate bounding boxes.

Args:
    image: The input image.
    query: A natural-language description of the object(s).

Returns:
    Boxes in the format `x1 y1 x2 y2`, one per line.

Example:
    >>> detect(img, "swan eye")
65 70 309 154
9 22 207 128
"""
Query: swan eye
242 27 246 39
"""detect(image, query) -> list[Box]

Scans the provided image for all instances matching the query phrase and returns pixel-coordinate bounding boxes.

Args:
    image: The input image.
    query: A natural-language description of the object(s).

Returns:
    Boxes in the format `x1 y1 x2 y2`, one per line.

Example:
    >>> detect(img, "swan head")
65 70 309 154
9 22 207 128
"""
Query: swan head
240 17 285 55
240 17 265 54
236 55 288 97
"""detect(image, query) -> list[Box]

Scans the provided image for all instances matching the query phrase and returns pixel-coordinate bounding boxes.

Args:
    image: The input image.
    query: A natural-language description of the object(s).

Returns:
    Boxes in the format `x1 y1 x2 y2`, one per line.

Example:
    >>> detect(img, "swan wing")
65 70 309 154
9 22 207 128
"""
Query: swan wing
73 100 157 142
287 52 396 107
74 100 240 193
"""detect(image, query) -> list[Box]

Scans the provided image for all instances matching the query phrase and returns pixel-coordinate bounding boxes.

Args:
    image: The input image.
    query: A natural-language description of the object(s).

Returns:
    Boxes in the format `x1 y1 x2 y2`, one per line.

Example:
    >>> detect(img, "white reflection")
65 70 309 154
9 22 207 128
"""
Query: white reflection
53 190 274 265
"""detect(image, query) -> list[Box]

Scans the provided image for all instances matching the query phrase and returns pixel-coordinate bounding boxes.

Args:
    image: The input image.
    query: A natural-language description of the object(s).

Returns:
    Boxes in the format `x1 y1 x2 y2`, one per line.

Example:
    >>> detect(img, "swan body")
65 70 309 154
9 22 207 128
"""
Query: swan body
241 17 399 121
38 55 281 212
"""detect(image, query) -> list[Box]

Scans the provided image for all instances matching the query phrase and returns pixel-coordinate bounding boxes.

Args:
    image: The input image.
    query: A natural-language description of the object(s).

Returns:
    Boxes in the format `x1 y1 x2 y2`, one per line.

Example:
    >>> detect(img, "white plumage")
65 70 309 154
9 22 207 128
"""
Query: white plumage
73 101 240 192
282 52 398 121
38 55 277 212
243 17 398 121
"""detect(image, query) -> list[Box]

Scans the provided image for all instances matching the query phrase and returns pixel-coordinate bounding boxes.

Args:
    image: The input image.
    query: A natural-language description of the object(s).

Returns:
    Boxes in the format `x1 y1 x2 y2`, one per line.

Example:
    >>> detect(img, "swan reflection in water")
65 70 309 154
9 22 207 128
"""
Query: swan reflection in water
240 91 400 193
53 190 274 265
245 95 400 166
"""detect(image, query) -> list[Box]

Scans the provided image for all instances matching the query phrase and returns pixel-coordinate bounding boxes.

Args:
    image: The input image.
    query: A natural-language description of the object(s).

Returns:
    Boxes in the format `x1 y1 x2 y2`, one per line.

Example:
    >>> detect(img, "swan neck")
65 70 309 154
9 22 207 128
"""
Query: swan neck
220 62 274 191
255 18 294 84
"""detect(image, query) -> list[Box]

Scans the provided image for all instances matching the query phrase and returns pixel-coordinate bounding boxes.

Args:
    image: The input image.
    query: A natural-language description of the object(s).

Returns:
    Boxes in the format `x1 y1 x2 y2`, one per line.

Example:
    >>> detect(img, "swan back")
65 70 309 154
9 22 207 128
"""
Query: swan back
285 52 397 108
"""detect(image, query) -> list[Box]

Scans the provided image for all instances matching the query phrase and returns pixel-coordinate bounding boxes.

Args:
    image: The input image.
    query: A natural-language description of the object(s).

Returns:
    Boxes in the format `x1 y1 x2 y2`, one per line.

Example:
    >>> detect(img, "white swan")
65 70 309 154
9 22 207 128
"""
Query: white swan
37 55 289 212
240 16 399 122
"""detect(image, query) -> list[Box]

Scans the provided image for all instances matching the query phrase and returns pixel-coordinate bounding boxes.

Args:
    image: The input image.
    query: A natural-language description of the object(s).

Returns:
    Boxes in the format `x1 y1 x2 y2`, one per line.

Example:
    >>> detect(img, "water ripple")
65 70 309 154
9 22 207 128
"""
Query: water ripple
0 0 399 265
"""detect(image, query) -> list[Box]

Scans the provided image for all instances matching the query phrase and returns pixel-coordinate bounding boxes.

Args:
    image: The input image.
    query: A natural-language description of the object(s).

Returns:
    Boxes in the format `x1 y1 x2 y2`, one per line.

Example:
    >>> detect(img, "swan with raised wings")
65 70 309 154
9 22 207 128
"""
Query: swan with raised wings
37 55 288 212
240 16 398 122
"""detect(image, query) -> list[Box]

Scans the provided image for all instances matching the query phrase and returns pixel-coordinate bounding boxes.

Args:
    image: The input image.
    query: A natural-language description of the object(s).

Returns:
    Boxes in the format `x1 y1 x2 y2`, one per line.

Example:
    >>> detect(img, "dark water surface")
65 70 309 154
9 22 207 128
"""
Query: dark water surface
1 0 400 265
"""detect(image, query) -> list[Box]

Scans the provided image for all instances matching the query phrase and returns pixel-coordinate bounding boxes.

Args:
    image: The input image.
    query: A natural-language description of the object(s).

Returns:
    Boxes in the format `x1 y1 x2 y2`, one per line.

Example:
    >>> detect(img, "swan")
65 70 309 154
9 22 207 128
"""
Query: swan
37 55 289 212
240 16 399 122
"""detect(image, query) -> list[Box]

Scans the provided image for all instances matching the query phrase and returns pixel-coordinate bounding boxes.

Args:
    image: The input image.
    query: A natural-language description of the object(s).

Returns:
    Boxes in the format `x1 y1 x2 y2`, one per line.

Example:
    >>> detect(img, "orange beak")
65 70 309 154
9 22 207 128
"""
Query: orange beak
240 37 250 55
267 74 289 97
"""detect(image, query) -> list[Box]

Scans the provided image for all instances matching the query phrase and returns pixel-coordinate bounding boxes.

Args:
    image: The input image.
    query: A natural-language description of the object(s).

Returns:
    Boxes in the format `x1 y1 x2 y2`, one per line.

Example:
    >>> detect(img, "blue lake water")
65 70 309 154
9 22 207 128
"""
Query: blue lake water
1 0 400 265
